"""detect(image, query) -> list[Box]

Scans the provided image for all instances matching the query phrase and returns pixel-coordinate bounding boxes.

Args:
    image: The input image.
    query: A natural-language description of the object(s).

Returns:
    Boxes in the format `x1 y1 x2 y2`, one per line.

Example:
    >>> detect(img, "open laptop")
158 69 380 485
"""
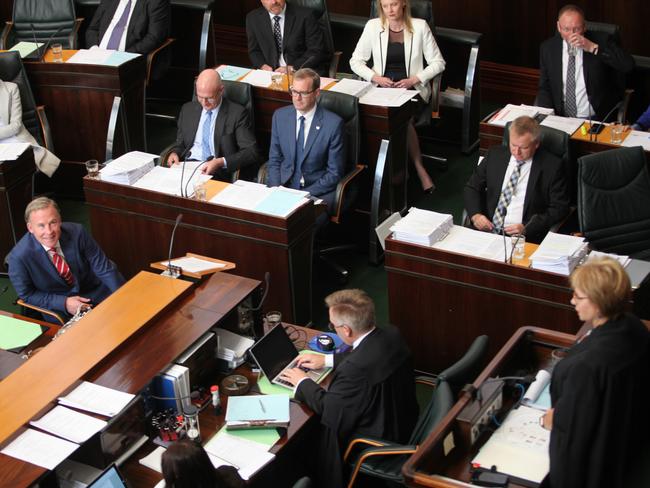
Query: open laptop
87 464 128 488
249 324 331 389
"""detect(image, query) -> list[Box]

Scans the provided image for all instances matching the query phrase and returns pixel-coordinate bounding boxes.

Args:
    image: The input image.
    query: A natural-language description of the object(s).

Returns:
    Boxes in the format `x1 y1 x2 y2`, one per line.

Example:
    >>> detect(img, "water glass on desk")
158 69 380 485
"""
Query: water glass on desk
511 234 526 262
193 182 207 201
264 311 282 334
610 123 624 144
51 43 63 63
85 159 99 178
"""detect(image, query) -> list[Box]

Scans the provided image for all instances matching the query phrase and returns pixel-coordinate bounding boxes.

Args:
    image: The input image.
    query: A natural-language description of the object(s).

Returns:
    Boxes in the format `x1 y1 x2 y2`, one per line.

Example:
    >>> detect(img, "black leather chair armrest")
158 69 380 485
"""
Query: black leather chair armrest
146 37 175 86
1 21 13 50
69 17 84 50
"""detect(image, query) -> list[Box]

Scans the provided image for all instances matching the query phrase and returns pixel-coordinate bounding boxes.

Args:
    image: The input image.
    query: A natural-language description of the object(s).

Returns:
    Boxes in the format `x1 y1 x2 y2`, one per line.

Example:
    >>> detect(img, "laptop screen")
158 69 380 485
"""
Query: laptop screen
249 324 298 380
87 465 127 488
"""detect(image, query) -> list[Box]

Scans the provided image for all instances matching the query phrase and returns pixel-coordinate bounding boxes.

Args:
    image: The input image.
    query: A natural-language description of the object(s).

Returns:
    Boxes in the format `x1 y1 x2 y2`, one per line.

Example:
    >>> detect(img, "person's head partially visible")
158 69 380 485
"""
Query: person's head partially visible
556 4 586 43
25 197 62 249
378 0 413 30
326 289 376 345
260 0 286 15
569 257 630 326
161 440 218 488
290 68 320 114
508 116 541 162
195 69 224 112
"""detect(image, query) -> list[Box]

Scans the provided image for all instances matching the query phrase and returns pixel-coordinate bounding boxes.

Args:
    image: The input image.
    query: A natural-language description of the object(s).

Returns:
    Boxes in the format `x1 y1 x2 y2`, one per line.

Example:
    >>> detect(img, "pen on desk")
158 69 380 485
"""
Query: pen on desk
259 398 266 413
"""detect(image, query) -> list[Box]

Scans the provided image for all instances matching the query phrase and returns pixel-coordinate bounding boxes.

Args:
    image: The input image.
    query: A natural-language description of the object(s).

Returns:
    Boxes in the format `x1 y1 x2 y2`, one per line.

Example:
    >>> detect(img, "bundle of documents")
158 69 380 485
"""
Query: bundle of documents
621 129 650 151
328 78 374 98
390 208 453 246
432 225 507 262
214 328 254 370
204 430 275 480
488 104 554 126
100 151 156 184
0 142 30 161
522 370 552 411
540 115 585 135
530 232 589 275
586 250 631 268
225 394 290 429
328 78 416 107
471 404 550 484
210 180 309 217
30 405 107 443
66 48 139 66
132 163 211 197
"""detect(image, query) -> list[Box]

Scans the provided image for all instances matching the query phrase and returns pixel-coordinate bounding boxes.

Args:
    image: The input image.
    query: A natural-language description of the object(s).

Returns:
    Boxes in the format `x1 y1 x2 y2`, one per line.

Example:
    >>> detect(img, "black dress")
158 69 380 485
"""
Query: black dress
384 29 407 82
541 313 650 488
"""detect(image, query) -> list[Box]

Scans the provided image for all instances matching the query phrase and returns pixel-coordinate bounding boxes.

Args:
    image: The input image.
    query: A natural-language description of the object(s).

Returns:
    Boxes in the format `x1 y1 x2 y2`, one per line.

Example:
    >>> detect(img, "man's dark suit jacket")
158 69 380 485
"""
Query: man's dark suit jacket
245 4 330 76
296 326 418 488
463 146 570 243
537 31 635 120
85 0 170 54
171 98 260 181
8 223 125 322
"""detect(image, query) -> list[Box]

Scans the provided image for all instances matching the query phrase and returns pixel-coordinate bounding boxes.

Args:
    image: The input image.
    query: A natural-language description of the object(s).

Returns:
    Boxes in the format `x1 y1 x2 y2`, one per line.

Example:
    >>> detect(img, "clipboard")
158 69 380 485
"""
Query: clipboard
150 253 236 278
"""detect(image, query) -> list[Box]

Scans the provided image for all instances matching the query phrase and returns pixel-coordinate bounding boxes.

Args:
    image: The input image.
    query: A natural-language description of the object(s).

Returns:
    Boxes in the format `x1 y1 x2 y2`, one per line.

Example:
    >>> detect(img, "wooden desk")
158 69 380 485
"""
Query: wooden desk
0 148 35 270
403 326 575 487
0 271 260 488
385 237 581 375
122 323 325 488
24 52 146 199
83 176 316 324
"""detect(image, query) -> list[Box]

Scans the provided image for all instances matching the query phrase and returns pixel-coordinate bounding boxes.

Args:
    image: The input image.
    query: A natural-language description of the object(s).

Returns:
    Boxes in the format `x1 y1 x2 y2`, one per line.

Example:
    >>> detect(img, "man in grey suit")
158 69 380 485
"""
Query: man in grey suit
167 69 260 180
267 68 345 215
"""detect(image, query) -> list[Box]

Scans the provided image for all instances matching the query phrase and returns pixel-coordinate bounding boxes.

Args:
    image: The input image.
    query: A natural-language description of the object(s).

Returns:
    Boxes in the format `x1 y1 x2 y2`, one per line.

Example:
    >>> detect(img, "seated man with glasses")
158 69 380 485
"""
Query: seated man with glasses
267 68 345 220
279 289 418 488
166 69 260 180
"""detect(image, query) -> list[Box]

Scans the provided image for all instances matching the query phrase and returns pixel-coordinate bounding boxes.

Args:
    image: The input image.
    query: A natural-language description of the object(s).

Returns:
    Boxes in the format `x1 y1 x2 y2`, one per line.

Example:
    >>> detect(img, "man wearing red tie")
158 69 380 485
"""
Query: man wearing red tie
8 197 125 322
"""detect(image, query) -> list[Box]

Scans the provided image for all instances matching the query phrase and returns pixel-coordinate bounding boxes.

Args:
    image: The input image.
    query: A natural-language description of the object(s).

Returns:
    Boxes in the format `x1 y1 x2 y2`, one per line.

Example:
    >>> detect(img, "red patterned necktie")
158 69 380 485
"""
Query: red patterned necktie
48 248 74 286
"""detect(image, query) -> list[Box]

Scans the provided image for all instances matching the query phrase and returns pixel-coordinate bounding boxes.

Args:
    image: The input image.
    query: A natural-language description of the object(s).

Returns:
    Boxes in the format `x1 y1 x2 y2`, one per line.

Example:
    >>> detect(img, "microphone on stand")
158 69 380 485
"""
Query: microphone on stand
175 145 194 198
587 100 623 140
161 214 184 278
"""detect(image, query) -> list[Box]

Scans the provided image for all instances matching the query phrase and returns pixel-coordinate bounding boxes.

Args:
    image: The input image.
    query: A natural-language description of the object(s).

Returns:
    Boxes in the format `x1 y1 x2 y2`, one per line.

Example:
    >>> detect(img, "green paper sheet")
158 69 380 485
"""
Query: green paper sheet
0 315 43 350
216 425 280 448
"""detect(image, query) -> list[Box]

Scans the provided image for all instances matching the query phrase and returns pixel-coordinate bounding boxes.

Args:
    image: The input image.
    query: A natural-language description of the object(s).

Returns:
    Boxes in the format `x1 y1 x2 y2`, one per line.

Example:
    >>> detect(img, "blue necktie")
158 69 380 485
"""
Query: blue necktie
106 0 132 50
290 115 305 188
201 110 213 160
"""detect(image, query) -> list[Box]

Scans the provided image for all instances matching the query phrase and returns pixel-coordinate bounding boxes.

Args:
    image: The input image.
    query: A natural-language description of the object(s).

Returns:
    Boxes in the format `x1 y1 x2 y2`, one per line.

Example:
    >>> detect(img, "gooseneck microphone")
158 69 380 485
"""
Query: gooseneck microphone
183 155 212 198
175 145 194 198
162 214 183 278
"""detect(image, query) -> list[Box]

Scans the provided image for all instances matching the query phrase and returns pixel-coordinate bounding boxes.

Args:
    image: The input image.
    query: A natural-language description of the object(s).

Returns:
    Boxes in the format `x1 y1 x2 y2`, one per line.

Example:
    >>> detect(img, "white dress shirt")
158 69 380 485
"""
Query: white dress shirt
268 6 287 67
99 0 138 52
188 102 223 164
40 241 66 261
562 41 595 118
501 155 533 227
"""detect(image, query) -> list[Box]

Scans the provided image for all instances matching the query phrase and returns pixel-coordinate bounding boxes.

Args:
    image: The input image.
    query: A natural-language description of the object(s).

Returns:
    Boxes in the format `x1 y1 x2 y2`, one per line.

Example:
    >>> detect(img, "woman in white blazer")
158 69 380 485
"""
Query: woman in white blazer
0 79 60 177
350 0 445 192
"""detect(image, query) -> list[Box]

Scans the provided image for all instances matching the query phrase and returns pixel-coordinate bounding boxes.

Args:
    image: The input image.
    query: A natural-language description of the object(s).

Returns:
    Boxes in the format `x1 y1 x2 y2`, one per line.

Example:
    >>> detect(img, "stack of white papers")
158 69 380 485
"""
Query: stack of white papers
214 328 254 369
132 164 211 197
328 78 374 98
216 65 253 81
489 104 554 126
540 115 585 135
30 405 107 443
9 41 42 58
210 180 308 217
432 225 508 262
204 430 275 480
58 381 135 417
66 48 139 66
621 129 650 151
530 232 589 275
390 208 453 246
1 429 79 470
0 142 30 161
100 151 156 184
327 79 416 107
587 250 631 268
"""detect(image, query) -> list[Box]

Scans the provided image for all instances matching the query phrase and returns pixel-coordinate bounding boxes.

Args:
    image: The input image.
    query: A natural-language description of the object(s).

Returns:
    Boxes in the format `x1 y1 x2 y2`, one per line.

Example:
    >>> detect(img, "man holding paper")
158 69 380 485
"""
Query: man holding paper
279 289 418 488
463 116 569 243
166 69 260 181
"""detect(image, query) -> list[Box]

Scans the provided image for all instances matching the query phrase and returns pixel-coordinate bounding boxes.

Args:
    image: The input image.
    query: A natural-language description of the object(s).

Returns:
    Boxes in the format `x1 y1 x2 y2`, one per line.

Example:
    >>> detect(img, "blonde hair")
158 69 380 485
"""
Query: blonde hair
570 257 630 319
377 0 414 33
510 115 541 142
325 289 375 334
25 197 60 223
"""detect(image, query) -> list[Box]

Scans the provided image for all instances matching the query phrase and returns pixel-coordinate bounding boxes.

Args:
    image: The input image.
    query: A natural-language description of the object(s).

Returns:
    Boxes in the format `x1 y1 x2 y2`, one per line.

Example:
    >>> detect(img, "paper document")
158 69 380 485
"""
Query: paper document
241 69 273 87
621 130 650 151
0 142 30 161
133 165 211 197
165 256 225 273
139 446 165 473
217 65 253 81
58 381 135 417
225 395 290 425
253 187 307 216
204 431 275 480
30 405 107 443
489 104 553 126
100 150 156 185
1 428 79 470
219 425 280 449
328 78 373 98
104 51 140 66
360 87 414 107
9 41 42 58
587 250 630 268
540 115 584 135
432 225 507 262
210 181 307 217
0 315 43 350
472 405 550 484
67 48 113 65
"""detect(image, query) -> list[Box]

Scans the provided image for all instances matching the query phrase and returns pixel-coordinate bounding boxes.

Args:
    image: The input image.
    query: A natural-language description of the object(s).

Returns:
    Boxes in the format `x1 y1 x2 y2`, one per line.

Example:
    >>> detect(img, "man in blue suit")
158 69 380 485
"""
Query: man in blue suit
8 197 125 322
267 68 345 218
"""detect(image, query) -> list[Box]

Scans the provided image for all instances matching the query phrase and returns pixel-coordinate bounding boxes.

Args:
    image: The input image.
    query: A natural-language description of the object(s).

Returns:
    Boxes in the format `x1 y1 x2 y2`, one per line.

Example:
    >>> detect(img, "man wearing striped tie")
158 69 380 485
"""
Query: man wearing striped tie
8 197 125 323
463 116 569 243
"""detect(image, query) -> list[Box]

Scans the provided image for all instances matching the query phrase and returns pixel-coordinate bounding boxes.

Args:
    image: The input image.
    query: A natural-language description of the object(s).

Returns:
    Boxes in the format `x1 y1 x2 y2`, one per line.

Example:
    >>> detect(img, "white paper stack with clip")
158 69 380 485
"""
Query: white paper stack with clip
530 232 589 275
390 208 453 246
100 151 157 185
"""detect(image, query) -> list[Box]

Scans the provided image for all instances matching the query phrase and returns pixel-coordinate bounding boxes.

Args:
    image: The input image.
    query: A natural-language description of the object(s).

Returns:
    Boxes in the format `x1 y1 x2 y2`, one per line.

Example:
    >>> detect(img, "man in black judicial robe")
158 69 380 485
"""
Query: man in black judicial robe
280 289 418 488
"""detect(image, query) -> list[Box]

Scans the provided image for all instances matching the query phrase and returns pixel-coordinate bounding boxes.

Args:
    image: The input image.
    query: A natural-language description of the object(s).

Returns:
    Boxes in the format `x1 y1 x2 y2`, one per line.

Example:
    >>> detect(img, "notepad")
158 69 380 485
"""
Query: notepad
0 315 44 350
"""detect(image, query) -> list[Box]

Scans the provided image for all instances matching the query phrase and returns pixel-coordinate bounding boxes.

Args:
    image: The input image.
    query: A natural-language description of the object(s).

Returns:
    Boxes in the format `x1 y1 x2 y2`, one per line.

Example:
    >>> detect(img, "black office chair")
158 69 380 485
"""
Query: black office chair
0 0 81 50
159 80 258 182
292 477 313 488
343 380 454 488
287 0 340 78
0 51 55 154
577 146 650 260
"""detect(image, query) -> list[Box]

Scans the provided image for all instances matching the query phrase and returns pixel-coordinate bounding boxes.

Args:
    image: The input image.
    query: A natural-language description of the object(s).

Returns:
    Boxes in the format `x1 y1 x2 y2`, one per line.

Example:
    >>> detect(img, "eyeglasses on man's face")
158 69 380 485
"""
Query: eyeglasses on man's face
290 87 316 98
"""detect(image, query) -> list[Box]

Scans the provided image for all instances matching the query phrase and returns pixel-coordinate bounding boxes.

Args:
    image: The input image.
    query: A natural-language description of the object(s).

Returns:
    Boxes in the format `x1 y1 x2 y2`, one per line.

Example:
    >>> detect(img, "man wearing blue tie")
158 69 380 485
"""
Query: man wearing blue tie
267 68 345 217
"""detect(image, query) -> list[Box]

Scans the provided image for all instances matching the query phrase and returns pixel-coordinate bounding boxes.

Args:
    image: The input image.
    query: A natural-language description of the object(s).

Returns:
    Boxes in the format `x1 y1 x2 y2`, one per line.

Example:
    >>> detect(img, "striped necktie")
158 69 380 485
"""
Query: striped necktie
565 44 577 117
273 15 282 60
48 248 74 286
492 160 526 232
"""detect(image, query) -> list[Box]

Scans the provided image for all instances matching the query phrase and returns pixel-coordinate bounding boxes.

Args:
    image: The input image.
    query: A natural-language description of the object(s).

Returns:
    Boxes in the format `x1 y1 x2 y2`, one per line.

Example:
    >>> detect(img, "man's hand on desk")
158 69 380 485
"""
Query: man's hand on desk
65 296 91 315
505 223 525 235
296 353 325 370
201 157 225 175
540 408 554 430
166 152 180 167
471 213 494 232
279 367 308 386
